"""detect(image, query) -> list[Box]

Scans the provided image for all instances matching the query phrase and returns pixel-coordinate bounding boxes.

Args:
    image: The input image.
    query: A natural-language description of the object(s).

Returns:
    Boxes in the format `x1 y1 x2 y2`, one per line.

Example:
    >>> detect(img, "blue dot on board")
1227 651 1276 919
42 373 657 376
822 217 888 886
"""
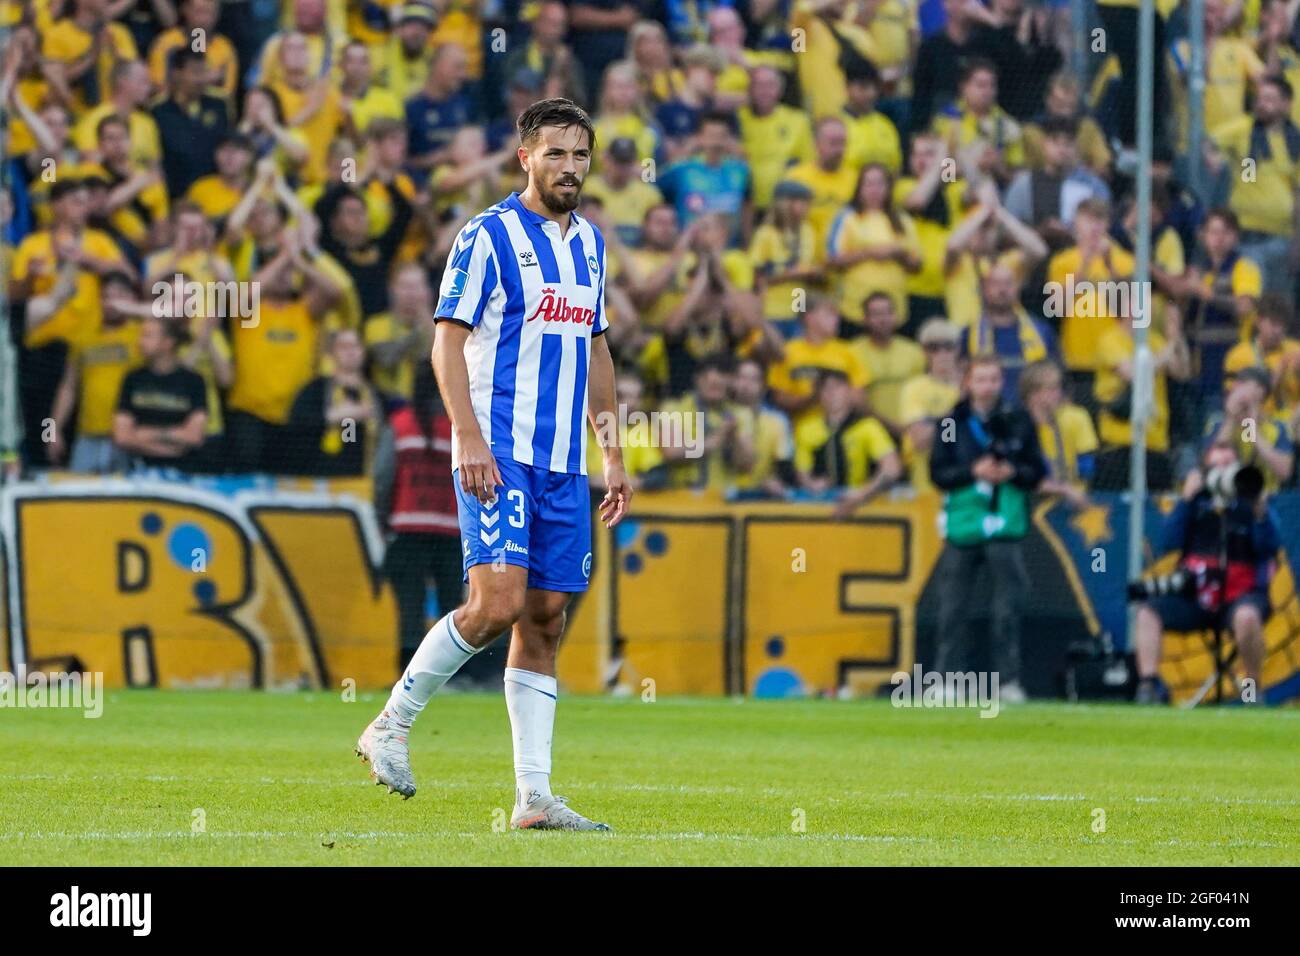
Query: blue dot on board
766 636 785 658
644 531 668 556
168 523 212 570
193 579 217 605
623 552 643 574
141 513 163 535
614 520 640 549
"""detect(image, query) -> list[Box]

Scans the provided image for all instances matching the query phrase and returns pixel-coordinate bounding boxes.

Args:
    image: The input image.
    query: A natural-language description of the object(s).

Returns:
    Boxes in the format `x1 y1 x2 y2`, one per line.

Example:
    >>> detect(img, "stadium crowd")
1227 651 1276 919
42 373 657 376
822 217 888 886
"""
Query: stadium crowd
3 0 1300 516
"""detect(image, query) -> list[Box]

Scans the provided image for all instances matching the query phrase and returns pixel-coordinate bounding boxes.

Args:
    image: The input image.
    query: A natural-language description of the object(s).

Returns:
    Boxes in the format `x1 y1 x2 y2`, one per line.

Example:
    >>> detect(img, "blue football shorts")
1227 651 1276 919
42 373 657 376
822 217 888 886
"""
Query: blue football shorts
453 457 594 592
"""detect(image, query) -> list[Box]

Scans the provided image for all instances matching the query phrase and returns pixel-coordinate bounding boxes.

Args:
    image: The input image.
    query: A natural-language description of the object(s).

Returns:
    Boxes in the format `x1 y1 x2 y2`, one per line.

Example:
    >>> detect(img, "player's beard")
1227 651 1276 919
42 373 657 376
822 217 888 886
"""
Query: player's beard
537 174 582 214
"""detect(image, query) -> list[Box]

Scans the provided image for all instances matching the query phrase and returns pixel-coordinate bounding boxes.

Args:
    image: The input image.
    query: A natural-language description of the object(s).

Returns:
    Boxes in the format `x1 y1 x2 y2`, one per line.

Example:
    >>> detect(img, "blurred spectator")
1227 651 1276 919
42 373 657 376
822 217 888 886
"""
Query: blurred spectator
661 213 766 395
1099 0 1174 152
1182 208 1262 401
1207 73 1300 298
791 0 883 120
405 43 473 170
338 40 404 141
656 45 723 161
1201 365 1295 492
929 355 1046 702
971 0 1062 122
84 114 169 257
729 356 795 497
1019 358 1096 508
1092 302 1192 491
1003 115 1110 251
706 7 757 111
72 60 161 168
1046 197 1133 399
898 317 964 491
267 31 345 185
942 178 1047 327
961 260 1056 405
592 60 659 174
788 369 901 517
850 292 925 435
585 371 668 491
152 48 230 197
381 3 439 103
149 0 238 103
373 364 463 670
930 58 1025 186
1022 71 1112 176
254 0 333 86
366 262 435 402
11 178 129 466
112 314 209 470
583 137 664 248
911 0 986 135
185 131 256 222
660 353 753 490
896 132 969 333
657 111 751 245
43 0 141 114
226 232 343 472
787 116 857 260
843 66 903 177
566 0 641 100
738 65 814 213
49 270 144 473
1224 294 1300 418
289 328 385 477
233 85 310 175
315 178 414 318
504 1 586 106
826 163 922 330
748 179 822 340
767 294 868 426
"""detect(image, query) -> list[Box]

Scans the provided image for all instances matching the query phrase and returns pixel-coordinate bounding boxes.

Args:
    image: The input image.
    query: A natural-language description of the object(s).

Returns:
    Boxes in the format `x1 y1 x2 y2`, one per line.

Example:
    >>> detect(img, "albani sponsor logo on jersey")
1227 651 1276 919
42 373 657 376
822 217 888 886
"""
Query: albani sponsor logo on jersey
527 287 596 326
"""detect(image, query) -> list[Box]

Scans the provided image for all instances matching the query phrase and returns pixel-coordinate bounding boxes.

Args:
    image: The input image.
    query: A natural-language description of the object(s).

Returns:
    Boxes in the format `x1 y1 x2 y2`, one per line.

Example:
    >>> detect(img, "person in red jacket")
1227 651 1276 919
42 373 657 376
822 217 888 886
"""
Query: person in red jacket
374 367 463 670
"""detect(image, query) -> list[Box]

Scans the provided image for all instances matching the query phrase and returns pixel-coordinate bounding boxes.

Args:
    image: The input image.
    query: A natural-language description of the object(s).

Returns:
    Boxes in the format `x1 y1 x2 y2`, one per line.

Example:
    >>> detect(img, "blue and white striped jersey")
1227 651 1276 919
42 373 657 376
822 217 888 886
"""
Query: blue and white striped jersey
435 192 609 476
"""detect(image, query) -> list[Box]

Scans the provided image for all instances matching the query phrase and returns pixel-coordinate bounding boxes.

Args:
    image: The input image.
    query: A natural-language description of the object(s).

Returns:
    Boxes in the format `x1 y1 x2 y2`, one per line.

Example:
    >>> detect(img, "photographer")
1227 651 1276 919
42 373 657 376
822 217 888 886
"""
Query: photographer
929 355 1047 702
1133 443 1283 704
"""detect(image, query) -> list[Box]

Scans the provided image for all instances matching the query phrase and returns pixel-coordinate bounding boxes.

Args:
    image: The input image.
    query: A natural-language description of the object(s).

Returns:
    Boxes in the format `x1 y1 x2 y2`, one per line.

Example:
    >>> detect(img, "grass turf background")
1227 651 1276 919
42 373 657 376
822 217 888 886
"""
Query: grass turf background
1 691 1297 865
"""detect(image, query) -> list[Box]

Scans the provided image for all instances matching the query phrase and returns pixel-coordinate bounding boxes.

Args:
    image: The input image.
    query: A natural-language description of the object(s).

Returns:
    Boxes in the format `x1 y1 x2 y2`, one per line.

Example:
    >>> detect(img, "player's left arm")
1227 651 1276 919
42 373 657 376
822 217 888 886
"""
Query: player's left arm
588 331 632 528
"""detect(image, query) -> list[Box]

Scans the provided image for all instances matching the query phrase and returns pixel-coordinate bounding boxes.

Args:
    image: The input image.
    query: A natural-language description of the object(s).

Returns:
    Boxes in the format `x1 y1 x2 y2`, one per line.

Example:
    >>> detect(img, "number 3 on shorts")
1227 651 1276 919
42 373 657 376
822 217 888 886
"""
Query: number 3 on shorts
507 488 526 528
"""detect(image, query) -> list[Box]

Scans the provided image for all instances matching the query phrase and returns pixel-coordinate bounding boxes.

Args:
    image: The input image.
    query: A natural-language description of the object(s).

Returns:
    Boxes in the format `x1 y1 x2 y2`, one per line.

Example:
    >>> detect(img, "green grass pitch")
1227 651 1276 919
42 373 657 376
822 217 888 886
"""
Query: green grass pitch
1 691 1297 865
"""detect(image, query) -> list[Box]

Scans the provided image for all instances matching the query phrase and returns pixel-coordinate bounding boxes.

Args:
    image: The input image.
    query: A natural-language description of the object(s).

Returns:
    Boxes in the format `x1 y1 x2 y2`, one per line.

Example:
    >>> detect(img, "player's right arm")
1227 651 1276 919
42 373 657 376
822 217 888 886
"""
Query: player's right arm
432 223 502 503
432 321 501 503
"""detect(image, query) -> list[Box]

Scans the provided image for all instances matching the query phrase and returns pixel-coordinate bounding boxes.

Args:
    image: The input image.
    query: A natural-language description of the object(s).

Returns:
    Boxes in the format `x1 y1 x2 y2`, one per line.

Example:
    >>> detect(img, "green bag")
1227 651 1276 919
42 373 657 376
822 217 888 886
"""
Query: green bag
942 482 1030 546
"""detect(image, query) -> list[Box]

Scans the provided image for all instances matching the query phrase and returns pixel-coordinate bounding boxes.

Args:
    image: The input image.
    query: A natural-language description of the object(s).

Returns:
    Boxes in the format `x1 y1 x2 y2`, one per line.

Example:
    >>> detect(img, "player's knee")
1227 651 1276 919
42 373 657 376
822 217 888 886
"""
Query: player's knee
529 608 566 645
464 591 525 636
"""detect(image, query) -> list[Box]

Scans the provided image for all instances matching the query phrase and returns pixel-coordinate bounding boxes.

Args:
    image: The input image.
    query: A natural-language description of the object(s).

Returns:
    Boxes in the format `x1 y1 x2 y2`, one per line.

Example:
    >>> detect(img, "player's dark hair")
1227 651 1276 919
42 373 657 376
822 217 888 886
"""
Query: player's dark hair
517 97 596 152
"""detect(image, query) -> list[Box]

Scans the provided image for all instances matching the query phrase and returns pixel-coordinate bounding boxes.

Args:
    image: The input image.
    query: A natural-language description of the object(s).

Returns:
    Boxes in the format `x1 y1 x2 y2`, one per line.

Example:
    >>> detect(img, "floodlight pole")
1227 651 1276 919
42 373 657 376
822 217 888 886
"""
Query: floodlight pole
1126 0 1156 642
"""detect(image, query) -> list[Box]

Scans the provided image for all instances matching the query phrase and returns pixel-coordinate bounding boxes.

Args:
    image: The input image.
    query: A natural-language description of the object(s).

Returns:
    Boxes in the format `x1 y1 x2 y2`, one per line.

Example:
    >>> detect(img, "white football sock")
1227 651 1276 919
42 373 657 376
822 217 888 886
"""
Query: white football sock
504 667 557 805
384 612 477 726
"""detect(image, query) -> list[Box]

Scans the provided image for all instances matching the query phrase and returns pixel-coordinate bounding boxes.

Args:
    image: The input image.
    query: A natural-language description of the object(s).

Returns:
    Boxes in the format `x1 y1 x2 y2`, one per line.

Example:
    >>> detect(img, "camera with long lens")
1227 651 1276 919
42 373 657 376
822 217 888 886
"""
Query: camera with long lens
1204 462 1265 508
1126 569 1196 602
